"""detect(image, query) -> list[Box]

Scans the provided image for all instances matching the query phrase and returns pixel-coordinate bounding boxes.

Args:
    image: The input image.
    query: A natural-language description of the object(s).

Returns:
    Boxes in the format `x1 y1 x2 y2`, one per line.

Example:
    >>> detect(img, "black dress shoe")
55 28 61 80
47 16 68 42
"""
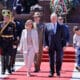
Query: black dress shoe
76 66 80 71
34 69 40 72
8 69 12 74
8 71 12 74
48 73 53 77
1 72 5 75
57 72 60 77
11 68 15 72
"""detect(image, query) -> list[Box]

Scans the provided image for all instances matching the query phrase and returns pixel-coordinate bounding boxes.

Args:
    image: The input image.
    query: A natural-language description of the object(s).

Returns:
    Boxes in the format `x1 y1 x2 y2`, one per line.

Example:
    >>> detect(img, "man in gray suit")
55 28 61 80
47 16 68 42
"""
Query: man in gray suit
33 12 45 72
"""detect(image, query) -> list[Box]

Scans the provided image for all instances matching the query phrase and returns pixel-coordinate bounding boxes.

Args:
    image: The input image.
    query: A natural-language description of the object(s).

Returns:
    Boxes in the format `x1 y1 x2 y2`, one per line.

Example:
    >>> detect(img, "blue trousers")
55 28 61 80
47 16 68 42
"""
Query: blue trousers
75 47 80 67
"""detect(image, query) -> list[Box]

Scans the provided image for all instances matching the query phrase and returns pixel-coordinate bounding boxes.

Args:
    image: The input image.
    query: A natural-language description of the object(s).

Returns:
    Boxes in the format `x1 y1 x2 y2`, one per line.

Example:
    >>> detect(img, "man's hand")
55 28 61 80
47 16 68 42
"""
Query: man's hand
13 45 17 49
63 47 66 51
43 46 49 52
66 42 69 46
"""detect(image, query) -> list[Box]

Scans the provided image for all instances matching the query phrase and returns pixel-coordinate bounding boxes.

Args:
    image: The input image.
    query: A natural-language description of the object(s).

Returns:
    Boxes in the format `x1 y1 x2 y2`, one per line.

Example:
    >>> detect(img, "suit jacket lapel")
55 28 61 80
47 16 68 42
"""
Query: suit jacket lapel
31 29 35 44
25 29 27 39
56 23 59 34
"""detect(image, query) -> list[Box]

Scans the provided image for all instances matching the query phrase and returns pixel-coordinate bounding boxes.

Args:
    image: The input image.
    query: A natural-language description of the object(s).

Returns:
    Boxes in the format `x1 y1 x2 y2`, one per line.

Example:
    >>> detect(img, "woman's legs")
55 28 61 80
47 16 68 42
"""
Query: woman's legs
27 47 35 72
23 46 35 76
23 53 28 67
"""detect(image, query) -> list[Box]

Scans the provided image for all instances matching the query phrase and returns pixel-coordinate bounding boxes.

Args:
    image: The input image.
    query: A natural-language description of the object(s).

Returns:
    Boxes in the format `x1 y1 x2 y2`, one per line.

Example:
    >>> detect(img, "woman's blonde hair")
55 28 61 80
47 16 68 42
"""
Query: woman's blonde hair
25 19 34 29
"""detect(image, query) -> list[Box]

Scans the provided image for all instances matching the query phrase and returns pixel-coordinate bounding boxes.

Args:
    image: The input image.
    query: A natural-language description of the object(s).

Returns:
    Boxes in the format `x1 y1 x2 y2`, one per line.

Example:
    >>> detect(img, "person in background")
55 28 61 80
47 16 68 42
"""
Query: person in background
17 20 39 77
58 16 70 46
21 0 39 13
0 9 17 74
13 0 23 14
10 15 18 72
13 0 39 14
33 12 45 72
43 13 66 77
73 26 80 71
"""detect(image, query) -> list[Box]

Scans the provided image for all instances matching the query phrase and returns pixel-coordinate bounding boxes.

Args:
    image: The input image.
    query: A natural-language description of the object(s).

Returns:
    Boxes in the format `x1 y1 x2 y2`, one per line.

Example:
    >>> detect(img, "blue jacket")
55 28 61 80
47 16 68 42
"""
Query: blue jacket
63 24 70 43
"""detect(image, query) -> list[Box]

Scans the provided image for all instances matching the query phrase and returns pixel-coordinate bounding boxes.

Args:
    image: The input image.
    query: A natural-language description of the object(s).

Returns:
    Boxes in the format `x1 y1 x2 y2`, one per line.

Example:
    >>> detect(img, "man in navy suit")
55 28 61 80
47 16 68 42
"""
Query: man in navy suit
58 16 70 46
43 13 66 77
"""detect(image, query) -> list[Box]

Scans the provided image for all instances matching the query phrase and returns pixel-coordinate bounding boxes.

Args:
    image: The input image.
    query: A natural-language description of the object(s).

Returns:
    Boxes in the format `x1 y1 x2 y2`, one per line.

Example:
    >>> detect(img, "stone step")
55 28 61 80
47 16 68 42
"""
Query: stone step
0 46 75 62
15 57 24 62
41 58 75 62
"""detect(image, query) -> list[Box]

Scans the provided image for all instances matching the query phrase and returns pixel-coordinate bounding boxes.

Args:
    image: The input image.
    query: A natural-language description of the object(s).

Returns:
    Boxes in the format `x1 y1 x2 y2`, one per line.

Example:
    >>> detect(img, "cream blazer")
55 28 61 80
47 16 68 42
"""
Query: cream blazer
17 29 39 54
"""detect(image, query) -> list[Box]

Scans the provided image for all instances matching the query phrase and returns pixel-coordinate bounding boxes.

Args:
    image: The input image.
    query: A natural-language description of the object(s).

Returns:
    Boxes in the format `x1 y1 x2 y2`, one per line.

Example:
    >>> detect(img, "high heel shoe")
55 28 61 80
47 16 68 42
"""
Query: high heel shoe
27 72 31 77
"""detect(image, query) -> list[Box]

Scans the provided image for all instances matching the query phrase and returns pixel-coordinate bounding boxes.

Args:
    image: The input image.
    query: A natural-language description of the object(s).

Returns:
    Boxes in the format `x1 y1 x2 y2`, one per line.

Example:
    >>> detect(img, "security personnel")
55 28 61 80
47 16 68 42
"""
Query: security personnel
0 9 17 74
10 15 19 72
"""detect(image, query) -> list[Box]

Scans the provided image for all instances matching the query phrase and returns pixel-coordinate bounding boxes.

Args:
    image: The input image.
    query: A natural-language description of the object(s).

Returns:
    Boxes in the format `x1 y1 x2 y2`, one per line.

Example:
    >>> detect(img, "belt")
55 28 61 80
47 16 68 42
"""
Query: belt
1 35 13 38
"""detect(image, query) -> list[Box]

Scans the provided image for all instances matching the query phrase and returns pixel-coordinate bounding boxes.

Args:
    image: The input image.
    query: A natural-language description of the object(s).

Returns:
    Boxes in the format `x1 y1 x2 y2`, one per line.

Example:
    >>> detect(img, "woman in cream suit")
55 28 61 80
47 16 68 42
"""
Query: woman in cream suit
17 20 39 76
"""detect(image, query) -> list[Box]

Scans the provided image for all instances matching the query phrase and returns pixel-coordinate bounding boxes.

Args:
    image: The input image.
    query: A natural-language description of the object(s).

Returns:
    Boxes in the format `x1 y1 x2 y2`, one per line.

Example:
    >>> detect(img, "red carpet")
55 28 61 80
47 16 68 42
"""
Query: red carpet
42 47 75 62
3 62 75 80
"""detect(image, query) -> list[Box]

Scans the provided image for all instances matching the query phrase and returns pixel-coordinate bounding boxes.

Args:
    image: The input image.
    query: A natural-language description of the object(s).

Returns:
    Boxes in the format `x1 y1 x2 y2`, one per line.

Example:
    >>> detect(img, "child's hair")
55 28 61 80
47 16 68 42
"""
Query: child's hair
73 26 80 32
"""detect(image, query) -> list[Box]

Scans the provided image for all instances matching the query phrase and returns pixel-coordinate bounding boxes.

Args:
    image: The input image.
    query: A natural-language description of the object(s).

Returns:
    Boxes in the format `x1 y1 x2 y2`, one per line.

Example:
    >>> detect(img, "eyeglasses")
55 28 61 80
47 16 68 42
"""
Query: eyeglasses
75 28 80 31
58 18 63 20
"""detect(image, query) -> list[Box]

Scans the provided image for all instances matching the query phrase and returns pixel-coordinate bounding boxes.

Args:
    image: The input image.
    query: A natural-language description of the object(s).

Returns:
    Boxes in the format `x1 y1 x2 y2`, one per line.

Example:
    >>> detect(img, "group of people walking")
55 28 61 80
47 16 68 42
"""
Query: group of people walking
0 9 17 74
17 12 45 76
0 10 44 76
0 9 80 78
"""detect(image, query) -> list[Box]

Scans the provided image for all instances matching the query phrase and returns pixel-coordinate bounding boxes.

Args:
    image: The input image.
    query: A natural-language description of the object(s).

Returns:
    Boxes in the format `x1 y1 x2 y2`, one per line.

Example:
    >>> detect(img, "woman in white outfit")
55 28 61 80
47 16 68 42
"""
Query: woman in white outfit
17 20 39 76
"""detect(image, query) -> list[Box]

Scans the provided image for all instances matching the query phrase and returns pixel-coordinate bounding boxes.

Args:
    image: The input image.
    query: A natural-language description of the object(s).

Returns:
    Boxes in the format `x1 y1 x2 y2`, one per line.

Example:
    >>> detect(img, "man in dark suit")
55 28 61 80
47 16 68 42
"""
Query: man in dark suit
13 0 23 14
43 13 66 77
58 16 70 46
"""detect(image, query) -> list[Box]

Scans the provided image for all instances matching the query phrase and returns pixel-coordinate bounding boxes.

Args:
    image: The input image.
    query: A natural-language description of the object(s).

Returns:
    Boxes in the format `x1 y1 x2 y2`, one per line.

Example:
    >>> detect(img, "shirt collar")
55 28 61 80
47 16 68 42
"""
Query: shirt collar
51 22 57 26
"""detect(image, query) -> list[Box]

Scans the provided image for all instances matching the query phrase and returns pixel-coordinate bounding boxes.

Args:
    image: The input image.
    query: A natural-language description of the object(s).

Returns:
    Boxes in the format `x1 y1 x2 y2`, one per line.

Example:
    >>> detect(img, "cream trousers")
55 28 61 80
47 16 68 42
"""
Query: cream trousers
23 45 35 72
